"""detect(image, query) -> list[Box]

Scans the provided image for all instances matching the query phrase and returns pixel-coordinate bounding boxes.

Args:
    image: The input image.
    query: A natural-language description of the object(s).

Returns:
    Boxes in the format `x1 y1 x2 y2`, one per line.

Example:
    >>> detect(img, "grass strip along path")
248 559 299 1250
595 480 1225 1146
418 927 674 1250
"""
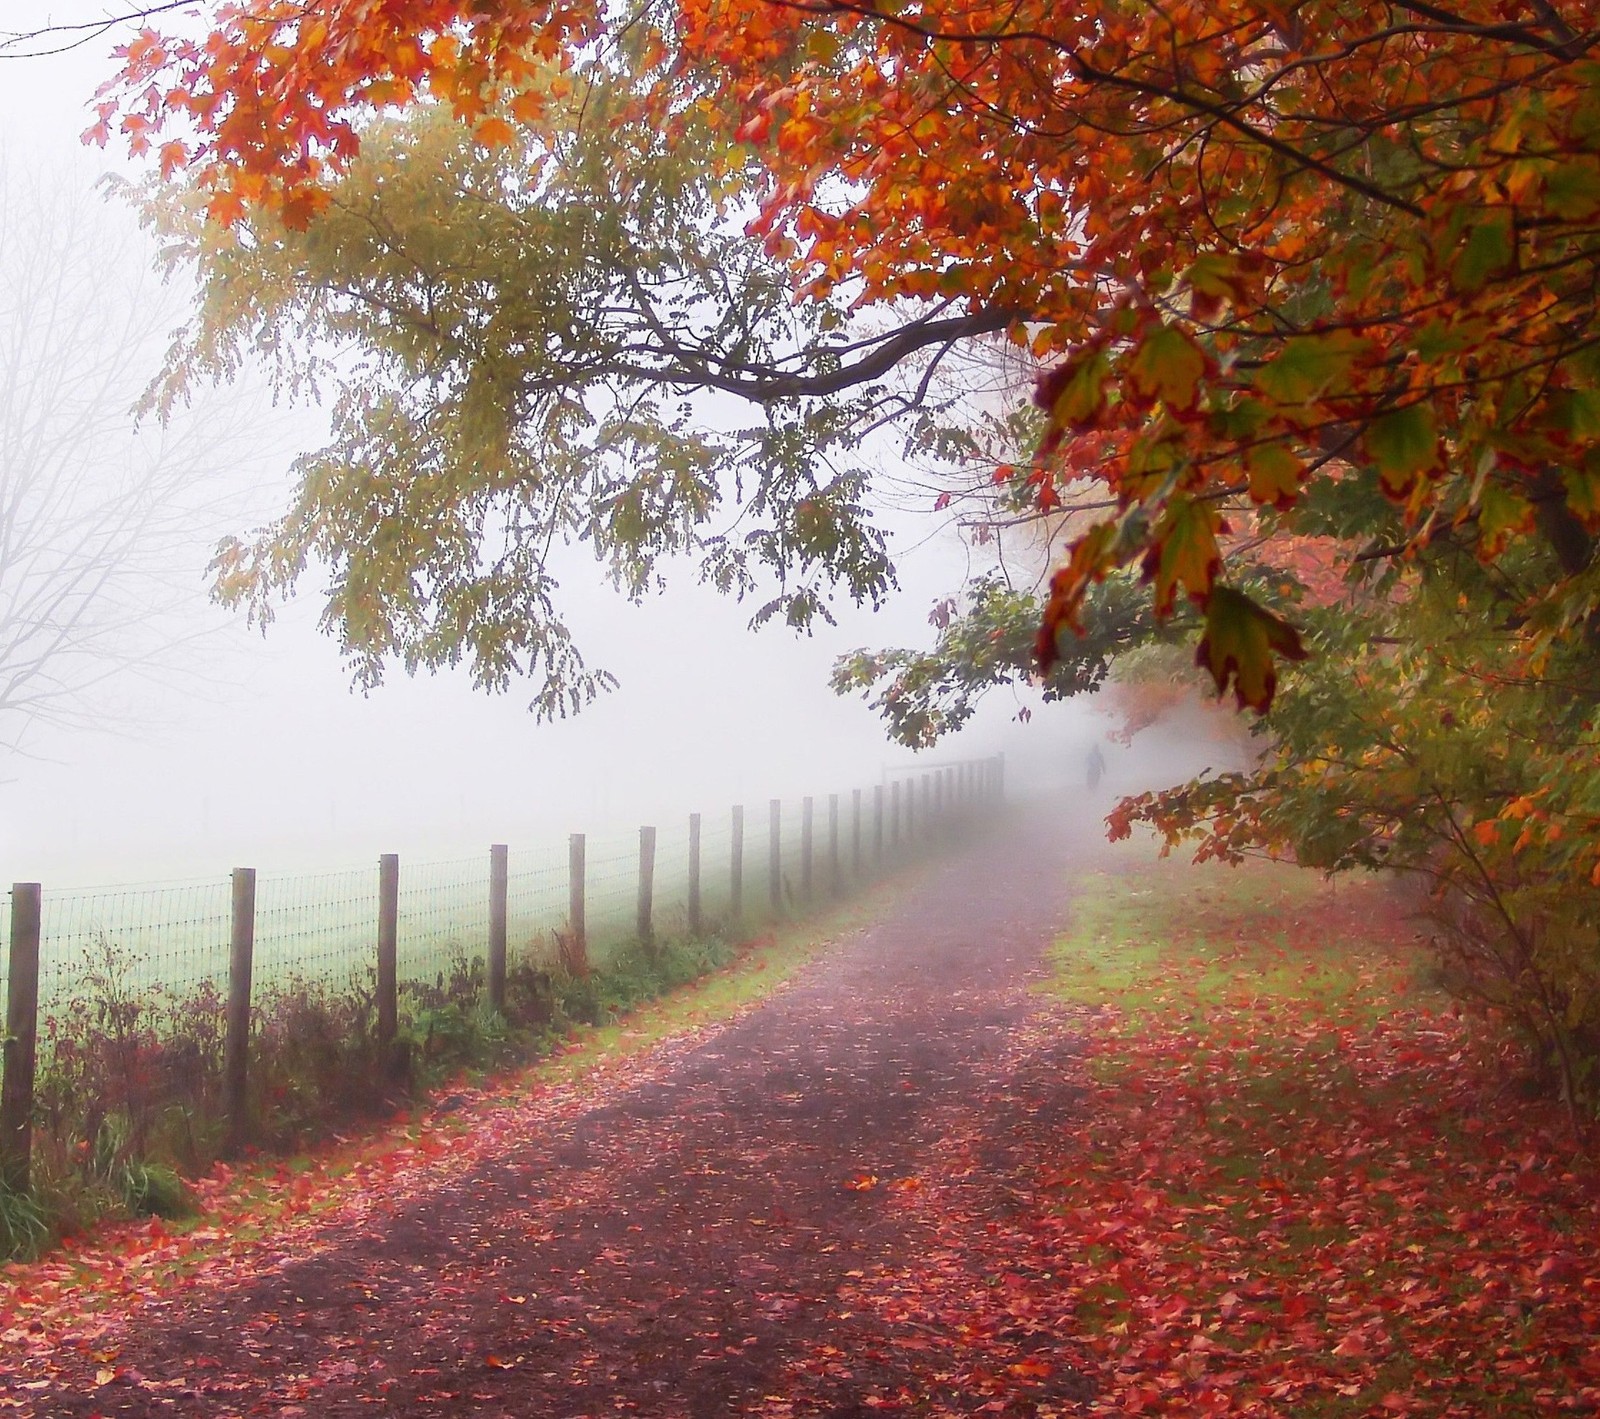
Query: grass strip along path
4 809 1600 1415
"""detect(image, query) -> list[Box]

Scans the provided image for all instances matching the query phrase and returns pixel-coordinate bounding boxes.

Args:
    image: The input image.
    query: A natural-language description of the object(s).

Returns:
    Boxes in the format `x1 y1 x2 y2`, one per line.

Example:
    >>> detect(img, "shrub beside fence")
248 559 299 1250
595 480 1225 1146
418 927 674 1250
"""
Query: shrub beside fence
0 757 1004 1194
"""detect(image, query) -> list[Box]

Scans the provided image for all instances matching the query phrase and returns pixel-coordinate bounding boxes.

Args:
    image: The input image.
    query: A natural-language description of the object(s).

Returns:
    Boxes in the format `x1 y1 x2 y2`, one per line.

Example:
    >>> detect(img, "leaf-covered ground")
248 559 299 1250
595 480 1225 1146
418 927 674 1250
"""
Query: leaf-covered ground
2 813 1598 1415
821 855 1600 1417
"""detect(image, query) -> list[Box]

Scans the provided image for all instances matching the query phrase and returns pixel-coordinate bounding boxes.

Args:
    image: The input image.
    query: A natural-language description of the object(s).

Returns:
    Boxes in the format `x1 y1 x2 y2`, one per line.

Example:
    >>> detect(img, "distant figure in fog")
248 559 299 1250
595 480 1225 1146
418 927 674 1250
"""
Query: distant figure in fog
1086 742 1107 789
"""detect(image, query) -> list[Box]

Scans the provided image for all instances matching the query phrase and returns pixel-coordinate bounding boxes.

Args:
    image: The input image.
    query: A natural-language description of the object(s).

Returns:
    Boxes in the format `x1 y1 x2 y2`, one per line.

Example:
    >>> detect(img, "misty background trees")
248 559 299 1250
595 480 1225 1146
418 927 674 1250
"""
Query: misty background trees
0 160 267 756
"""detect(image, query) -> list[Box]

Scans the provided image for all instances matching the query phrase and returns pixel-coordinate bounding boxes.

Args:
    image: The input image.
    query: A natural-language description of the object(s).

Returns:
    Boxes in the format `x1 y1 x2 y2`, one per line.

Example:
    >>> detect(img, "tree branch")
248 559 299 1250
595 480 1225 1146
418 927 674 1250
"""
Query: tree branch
0 3 195 59
612 307 1021 402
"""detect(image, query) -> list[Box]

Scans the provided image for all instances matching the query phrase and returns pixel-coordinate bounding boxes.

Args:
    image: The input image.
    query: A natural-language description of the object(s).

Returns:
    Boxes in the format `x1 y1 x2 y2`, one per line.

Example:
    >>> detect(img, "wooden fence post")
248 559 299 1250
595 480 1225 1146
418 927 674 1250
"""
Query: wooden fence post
851 788 862 879
873 784 885 865
377 854 399 1046
731 805 745 921
688 812 702 937
489 843 509 1012
224 868 256 1156
801 797 814 901
828 794 841 896
891 780 901 850
568 833 588 973
1 884 41 1194
637 826 657 948
769 799 782 912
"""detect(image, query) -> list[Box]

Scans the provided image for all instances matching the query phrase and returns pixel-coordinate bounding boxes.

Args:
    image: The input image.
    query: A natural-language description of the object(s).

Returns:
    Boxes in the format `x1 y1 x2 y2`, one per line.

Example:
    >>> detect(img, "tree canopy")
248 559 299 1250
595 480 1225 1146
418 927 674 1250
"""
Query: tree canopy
131 87 961 711
99 0 1600 703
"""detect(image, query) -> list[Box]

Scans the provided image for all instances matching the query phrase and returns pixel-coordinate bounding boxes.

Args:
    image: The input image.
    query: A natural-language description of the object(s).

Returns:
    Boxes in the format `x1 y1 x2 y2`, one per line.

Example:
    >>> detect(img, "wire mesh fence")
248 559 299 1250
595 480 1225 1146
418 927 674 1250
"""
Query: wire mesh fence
582 827 643 960
505 843 570 963
2 761 997 1000
254 866 379 993
0 757 1004 1187
19 878 235 1009
393 855 492 987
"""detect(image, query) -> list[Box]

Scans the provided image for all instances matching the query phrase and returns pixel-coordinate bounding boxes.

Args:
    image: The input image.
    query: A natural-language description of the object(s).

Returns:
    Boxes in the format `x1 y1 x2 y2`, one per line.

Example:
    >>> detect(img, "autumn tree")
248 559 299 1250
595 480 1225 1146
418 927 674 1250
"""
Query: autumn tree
125 68 1026 710
92 0 1600 1098
95 0 1600 687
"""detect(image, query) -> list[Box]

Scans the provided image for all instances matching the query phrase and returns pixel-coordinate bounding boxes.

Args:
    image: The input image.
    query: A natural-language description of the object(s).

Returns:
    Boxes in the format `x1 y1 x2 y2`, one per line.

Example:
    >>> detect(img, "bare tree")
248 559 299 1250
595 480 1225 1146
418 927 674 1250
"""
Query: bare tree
0 157 270 754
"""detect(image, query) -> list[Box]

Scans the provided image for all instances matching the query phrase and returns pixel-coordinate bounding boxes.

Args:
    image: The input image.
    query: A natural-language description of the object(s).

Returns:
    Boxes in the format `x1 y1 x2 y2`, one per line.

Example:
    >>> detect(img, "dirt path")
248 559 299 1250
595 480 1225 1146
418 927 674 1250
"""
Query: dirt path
6 804 1109 1417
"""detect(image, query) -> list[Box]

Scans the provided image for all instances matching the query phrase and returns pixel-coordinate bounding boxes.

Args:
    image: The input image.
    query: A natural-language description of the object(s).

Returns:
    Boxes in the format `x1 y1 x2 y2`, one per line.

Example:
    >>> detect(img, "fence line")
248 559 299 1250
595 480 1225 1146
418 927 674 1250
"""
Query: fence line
1 756 1004 1183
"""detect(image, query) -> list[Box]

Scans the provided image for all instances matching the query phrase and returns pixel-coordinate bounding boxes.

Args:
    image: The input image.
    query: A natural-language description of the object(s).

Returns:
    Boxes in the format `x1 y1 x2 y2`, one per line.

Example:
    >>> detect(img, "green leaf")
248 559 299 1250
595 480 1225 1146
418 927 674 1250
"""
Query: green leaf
1411 316 1477 364
1194 585 1309 712
1037 349 1112 445
1186 251 1251 318
1245 443 1303 507
1209 396 1269 443
1563 455 1600 529
1475 482 1534 557
1543 158 1600 220
1550 388 1600 441
1364 403 1439 496
1452 209 1515 294
1142 499 1221 614
1253 331 1371 407
1128 325 1208 412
